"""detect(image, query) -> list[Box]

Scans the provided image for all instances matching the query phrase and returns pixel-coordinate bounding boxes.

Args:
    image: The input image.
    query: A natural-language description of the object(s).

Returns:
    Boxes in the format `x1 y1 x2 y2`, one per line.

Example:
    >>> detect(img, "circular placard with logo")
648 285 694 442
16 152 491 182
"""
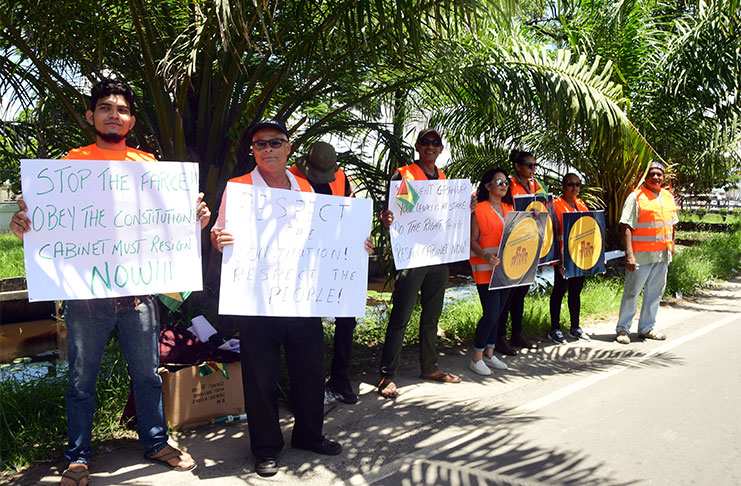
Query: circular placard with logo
526 200 552 259
502 217 540 280
567 215 602 270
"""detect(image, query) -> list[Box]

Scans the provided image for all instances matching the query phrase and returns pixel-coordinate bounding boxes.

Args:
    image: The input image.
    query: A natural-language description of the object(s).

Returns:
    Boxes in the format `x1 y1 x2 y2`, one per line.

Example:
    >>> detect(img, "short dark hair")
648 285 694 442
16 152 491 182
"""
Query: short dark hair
562 172 580 185
509 149 534 165
90 79 135 112
477 167 512 204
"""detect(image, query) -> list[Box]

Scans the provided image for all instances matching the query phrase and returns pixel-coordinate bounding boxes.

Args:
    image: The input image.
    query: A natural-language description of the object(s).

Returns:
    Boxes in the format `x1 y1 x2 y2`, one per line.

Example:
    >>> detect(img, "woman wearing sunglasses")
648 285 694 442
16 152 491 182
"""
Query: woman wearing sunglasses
548 173 591 344
497 149 541 355
468 168 514 375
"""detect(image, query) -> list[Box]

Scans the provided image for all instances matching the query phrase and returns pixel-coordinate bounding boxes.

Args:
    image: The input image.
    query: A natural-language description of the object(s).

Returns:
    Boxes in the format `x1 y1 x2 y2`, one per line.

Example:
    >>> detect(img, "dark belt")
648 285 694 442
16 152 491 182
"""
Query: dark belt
114 295 150 308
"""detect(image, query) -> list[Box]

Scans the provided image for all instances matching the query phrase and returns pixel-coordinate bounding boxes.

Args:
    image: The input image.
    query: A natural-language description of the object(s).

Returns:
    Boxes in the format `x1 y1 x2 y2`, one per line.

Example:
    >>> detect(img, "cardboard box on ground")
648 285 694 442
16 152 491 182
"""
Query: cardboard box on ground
160 362 244 429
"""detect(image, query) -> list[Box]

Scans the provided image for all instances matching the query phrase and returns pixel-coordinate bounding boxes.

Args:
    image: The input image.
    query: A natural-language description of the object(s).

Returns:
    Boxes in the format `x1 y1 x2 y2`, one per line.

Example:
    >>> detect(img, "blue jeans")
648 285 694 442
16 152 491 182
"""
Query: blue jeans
616 262 668 335
64 296 168 464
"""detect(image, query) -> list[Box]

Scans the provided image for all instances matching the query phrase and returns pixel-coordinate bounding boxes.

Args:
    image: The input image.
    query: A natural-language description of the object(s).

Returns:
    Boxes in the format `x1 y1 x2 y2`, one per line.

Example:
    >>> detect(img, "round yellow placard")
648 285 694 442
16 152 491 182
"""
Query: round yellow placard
567 215 602 270
502 217 540 280
526 200 552 259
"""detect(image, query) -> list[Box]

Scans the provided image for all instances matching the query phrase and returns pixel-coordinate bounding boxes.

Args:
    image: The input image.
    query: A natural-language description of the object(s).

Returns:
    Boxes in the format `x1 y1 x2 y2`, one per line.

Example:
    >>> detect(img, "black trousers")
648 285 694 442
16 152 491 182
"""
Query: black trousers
238 316 325 459
550 271 586 330
506 284 529 336
328 317 357 387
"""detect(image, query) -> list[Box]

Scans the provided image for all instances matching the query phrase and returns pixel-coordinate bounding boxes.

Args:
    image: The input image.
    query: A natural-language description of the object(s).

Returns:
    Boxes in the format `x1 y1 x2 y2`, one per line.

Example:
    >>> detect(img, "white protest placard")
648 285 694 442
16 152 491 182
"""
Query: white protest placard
218 183 373 317
20 159 203 301
388 178 471 270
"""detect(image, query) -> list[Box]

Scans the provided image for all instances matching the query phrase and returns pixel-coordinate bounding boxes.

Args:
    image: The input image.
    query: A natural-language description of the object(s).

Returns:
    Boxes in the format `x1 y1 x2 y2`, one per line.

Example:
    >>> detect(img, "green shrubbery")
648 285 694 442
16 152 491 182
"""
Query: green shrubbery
0 342 131 472
666 230 741 296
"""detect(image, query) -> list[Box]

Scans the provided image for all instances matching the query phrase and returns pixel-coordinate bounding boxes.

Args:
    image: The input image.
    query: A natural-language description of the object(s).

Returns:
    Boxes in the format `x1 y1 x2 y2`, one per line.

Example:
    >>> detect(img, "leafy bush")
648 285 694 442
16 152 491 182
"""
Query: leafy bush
666 230 741 296
695 207 707 219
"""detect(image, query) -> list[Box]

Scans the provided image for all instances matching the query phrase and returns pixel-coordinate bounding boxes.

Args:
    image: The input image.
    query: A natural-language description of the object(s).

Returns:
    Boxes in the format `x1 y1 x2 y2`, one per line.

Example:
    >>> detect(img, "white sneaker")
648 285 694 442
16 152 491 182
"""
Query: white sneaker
469 359 491 376
483 354 508 370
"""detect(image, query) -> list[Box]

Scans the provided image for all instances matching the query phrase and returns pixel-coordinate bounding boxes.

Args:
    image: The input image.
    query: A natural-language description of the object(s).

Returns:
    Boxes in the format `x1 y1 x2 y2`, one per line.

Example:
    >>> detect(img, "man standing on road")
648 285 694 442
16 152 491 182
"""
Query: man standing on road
615 161 677 344
289 141 360 404
9 79 207 486
211 120 346 477
377 128 461 399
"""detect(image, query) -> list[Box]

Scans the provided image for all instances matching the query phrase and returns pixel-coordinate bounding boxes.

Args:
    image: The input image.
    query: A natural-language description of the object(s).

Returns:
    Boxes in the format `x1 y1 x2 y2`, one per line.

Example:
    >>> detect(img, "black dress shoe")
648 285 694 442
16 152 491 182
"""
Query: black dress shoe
293 437 342 455
327 381 358 404
255 457 278 477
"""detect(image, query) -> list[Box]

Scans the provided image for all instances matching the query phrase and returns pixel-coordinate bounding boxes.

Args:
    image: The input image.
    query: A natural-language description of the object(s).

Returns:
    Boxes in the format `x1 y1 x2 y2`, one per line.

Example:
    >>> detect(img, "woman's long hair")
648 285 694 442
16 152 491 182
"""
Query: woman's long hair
477 167 512 205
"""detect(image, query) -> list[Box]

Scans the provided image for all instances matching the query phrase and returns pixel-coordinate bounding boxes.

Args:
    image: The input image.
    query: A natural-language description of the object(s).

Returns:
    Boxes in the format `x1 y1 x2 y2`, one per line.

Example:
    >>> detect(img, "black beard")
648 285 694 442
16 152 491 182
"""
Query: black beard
95 129 126 144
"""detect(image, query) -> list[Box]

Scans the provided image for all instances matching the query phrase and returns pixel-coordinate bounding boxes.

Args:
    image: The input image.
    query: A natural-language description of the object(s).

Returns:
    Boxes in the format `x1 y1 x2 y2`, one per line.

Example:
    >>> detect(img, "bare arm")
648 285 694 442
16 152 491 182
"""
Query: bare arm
620 223 636 272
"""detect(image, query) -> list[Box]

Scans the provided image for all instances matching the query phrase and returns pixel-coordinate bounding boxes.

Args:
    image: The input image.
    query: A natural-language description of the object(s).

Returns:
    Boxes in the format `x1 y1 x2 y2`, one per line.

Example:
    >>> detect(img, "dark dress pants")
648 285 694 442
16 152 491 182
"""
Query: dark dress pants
328 317 357 387
238 316 325 459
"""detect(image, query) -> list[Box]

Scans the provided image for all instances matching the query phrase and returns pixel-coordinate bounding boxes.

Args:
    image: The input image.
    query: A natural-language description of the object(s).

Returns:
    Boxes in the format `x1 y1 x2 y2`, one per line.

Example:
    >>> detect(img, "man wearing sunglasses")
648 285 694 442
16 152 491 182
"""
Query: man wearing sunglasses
211 119 341 477
377 128 461 399
615 161 677 345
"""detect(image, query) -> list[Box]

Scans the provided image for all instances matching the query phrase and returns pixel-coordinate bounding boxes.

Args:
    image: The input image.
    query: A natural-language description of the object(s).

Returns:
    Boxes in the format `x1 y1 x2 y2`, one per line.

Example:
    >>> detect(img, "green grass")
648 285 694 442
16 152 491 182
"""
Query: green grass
0 341 131 472
679 209 741 224
0 233 25 279
666 229 741 296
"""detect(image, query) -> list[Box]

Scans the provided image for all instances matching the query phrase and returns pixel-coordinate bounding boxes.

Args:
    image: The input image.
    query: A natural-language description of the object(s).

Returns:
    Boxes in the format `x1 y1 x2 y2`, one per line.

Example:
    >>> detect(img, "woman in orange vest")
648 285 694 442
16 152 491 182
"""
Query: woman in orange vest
501 149 541 354
548 173 591 344
468 168 514 375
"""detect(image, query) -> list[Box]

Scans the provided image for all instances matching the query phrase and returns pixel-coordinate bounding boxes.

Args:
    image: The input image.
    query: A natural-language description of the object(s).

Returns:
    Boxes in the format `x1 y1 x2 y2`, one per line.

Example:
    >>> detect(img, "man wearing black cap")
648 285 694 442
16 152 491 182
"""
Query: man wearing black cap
211 120 341 477
377 128 461 400
289 141 358 404
615 161 677 344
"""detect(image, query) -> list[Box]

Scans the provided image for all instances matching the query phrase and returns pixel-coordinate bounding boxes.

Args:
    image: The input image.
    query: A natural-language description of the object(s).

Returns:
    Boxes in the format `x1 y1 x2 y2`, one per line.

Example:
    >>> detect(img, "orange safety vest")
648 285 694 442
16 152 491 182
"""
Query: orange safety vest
229 171 313 192
631 187 677 253
288 165 347 196
553 196 589 246
469 202 512 284
509 176 541 196
396 163 446 180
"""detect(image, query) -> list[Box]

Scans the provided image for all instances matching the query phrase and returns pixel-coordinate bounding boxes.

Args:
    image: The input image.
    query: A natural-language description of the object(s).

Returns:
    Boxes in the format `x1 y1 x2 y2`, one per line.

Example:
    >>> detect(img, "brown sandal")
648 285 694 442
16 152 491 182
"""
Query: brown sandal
61 467 89 486
149 446 197 472
377 378 398 399
420 371 461 383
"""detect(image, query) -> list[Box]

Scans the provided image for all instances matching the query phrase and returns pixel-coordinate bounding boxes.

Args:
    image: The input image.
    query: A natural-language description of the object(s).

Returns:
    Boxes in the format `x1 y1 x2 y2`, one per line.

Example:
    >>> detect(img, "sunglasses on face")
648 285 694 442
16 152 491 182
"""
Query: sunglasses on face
565 182 581 188
418 138 442 147
492 178 510 187
252 138 288 150
518 162 538 169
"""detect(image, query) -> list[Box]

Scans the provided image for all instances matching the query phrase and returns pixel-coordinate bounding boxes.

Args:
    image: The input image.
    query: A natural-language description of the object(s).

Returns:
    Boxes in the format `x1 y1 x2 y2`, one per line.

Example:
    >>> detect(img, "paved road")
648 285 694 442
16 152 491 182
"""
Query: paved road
13 278 741 485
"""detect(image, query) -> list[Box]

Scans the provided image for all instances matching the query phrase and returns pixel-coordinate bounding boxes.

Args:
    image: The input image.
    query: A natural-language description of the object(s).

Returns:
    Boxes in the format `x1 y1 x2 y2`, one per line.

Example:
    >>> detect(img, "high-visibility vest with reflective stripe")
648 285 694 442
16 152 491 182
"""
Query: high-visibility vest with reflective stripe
469 201 512 284
288 165 347 196
229 171 313 193
631 187 677 253
509 176 541 196
396 163 446 180
553 196 589 249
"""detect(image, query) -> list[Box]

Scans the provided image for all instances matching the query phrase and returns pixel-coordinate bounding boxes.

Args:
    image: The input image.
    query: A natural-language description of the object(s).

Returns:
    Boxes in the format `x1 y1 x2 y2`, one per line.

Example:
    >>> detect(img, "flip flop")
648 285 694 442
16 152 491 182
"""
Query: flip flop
150 447 197 472
61 468 89 486
420 371 461 383
377 379 398 399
